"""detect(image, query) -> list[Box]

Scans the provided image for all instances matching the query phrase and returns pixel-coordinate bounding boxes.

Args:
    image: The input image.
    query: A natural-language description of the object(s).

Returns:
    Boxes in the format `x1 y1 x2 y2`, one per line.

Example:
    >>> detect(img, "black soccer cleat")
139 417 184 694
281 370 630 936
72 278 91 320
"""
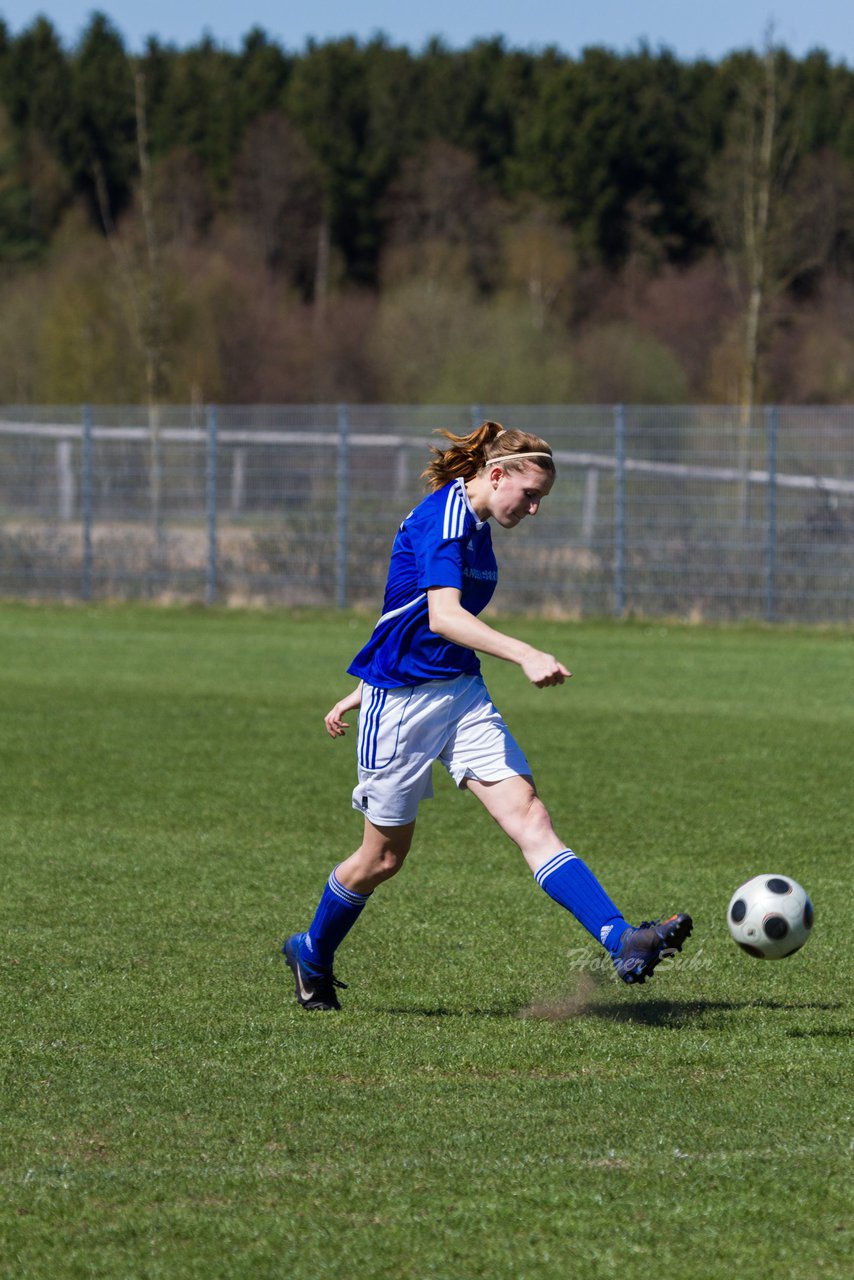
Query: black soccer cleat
612 913 693 985
281 932 347 1011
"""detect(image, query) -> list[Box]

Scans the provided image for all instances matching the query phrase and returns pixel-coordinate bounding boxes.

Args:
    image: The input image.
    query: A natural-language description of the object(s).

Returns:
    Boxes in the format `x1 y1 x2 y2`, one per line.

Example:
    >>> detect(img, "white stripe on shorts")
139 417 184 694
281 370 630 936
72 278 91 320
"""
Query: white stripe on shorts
352 673 531 827
358 685 387 770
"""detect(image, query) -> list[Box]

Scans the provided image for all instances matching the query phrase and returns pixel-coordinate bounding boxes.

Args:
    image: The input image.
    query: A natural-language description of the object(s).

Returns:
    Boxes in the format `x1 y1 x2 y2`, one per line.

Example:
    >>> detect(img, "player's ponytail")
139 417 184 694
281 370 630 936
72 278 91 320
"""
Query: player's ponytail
421 421 555 492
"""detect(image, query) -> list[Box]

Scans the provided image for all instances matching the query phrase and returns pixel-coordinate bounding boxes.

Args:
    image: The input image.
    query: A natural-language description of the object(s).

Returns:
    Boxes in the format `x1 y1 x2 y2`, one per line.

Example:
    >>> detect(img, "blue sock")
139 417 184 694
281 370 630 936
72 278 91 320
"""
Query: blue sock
299 868 371 972
535 849 630 954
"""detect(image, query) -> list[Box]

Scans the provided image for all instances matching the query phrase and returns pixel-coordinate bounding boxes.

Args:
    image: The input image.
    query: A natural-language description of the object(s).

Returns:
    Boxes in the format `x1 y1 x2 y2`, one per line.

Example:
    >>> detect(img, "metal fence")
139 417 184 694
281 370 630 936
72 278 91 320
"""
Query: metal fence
1 404 852 623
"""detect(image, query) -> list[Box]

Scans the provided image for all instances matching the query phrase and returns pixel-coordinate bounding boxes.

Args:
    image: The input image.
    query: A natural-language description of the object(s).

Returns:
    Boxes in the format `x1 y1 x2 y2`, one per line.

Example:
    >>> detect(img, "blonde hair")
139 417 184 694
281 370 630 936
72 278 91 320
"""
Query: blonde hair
421 420 555 492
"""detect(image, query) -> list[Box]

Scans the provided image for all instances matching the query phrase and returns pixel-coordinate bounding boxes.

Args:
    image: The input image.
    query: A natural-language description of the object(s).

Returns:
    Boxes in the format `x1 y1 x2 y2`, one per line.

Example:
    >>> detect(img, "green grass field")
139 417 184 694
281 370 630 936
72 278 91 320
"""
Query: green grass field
0 604 851 1279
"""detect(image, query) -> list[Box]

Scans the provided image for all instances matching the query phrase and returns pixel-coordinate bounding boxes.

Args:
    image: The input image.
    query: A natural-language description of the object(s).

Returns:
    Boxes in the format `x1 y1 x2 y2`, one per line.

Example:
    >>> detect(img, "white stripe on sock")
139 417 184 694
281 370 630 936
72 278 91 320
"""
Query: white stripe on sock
329 870 370 906
534 849 577 888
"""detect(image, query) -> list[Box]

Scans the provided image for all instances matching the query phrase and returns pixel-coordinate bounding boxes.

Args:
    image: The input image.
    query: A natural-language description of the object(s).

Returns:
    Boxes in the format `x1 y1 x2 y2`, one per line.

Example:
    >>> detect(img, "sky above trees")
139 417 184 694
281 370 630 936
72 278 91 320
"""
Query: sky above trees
1 0 853 61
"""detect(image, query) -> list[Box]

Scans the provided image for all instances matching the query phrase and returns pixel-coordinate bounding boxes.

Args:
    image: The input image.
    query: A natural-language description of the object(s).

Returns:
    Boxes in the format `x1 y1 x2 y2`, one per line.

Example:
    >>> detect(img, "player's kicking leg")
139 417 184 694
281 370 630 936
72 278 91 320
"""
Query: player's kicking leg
466 775 692 984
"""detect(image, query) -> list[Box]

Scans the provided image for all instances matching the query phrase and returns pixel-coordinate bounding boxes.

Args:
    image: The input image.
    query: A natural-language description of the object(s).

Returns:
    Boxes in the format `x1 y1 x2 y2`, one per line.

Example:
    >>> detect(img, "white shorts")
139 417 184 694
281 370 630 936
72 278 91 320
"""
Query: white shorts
352 673 531 826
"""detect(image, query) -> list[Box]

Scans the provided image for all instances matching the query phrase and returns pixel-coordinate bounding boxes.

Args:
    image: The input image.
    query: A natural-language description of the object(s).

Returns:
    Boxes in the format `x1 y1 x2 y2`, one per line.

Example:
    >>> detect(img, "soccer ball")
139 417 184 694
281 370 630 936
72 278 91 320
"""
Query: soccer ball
727 874 813 959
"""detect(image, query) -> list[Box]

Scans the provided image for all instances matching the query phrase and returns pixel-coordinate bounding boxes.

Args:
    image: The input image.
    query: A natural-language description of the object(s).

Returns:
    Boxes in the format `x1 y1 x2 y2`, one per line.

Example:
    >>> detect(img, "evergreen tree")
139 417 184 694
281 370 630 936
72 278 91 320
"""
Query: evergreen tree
155 37 242 189
0 15 71 148
67 13 137 225
0 17 74 258
236 27 294 124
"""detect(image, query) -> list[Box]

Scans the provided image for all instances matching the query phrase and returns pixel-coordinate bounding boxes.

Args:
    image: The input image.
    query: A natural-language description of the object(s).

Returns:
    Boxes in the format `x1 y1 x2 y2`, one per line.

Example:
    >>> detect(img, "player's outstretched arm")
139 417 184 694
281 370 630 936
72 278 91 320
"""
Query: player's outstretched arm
427 587 571 688
324 683 363 738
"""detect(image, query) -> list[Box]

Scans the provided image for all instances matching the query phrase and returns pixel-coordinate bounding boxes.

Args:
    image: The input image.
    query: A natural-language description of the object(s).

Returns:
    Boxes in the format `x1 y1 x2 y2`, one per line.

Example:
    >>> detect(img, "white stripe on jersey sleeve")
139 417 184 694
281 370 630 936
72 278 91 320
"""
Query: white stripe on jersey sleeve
442 485 466 541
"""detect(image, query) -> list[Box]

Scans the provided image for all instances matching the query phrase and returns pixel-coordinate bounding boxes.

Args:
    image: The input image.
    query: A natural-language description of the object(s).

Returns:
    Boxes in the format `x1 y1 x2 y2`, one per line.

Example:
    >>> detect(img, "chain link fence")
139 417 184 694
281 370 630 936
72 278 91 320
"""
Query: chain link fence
1 404 852 623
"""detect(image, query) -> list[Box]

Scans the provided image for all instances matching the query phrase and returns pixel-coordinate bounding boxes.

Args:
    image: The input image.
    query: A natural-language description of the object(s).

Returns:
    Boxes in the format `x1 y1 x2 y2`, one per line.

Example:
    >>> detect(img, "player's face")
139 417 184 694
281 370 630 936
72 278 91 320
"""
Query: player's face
489 466 554 527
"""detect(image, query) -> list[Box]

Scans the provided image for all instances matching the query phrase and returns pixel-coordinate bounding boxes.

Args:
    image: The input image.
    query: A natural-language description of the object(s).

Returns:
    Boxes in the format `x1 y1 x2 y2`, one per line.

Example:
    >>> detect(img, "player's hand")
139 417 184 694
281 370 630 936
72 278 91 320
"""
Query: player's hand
520 648 572 688
324 685 363 738
324 701 352 738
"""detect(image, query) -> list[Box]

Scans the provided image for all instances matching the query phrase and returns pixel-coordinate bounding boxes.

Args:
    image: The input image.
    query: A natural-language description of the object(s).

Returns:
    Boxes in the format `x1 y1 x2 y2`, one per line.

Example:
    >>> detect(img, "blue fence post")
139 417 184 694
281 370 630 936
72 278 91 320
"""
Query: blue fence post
765 404 779 624
81 404 93 602
206 404 218 606
614 403 626 617
336 403 350 609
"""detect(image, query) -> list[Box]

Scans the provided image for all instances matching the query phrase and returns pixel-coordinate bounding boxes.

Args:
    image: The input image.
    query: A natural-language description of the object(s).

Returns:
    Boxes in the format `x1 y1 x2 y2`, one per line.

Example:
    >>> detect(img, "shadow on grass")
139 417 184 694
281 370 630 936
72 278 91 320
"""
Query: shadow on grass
555 998 839 1026
517 987 844 1024
381 998 842 1023
382 982 843 1024
505 969 845 1023
785 1026 852 1038
383 1005 514 1019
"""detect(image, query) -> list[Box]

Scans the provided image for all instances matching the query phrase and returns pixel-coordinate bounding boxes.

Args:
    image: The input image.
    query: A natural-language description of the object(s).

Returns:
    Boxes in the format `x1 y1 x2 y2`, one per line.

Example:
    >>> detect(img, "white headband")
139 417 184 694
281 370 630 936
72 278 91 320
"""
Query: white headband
488 452 554 466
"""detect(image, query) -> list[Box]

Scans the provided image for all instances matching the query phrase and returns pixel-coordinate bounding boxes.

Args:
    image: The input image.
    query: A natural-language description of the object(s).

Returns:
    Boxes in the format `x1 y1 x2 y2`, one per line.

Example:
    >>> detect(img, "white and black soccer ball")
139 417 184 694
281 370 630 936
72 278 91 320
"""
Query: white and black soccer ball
727 874 814 959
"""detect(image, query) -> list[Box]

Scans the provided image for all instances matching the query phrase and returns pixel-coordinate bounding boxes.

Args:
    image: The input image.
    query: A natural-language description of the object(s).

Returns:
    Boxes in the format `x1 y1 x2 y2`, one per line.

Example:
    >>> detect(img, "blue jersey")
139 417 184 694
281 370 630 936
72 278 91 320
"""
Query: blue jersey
348 479 498 689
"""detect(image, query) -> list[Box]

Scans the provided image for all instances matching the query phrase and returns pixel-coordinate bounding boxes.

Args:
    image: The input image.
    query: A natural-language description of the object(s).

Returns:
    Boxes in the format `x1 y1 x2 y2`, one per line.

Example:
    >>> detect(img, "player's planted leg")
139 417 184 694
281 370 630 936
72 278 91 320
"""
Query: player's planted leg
282 820 413 1011
280 869 366 1012
282 932 348 1011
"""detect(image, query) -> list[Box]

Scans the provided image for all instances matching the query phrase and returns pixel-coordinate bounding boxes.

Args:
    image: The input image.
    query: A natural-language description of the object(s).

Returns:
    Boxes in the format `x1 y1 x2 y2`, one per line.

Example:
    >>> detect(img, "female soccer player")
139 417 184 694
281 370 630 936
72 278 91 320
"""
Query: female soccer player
282 421 691 1010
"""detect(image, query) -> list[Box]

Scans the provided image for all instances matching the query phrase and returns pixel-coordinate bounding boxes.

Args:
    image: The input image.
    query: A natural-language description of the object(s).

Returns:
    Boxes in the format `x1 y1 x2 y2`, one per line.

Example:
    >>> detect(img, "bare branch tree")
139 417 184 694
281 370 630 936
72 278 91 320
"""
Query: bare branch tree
133 68 166 547
93 70 166 547
707 36 838 519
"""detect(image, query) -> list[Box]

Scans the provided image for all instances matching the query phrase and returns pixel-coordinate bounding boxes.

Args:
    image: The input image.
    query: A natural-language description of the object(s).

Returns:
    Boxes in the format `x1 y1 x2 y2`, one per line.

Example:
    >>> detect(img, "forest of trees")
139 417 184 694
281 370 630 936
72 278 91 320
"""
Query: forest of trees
2 13 854 405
